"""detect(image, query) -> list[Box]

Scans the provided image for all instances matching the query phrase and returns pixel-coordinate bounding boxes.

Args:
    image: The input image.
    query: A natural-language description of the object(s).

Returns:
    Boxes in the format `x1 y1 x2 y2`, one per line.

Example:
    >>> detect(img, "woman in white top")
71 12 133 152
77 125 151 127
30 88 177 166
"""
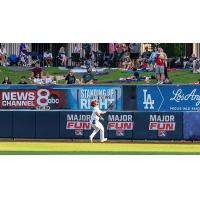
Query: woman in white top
89 100 107 143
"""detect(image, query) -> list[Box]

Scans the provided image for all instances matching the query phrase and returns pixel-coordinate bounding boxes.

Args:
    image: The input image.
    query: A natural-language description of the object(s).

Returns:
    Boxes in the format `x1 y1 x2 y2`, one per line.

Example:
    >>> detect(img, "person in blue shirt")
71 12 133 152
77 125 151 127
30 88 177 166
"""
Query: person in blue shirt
149 46 158 66
19 43 29 55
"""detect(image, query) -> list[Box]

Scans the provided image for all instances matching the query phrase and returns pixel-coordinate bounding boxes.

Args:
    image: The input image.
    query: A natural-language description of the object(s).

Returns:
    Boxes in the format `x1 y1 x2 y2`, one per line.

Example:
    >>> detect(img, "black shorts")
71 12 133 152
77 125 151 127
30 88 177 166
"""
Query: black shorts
130 53 139 59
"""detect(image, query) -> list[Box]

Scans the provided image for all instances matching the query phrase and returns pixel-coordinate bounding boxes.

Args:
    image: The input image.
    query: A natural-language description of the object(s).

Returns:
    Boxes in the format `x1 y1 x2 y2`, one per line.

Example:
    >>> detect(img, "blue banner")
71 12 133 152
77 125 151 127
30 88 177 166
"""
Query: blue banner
0 85 122 111
137 85 200 111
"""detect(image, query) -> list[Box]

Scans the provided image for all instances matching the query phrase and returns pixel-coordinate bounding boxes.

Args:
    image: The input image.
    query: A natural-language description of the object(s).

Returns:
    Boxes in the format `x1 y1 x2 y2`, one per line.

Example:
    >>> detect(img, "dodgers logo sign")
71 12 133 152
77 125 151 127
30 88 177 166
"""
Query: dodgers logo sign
137 85 200 111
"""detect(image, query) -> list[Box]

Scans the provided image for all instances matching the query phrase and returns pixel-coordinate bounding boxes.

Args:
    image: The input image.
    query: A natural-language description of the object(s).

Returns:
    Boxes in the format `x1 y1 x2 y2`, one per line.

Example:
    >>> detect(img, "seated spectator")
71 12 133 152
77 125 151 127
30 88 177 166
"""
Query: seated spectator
81 67 95 84
33 74 43 85
0 45 7 66
18 76 28 84
58 47 68 67
32 62 42 78
43 49 53 67
52 76 57 84
44 73 53 84
19 52 28 67
122 54 132 70
65 70 76 84
131 59 139 70
2 76 12 84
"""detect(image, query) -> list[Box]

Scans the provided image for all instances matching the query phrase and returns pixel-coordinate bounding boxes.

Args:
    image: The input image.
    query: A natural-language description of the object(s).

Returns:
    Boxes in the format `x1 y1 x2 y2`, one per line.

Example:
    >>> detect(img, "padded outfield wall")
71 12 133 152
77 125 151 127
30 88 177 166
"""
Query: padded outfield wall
0 84 199 140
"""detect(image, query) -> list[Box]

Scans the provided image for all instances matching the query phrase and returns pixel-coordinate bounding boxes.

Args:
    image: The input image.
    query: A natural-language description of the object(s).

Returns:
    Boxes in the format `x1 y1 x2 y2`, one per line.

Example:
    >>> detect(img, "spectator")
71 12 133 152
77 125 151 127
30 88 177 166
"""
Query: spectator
32 62 42 78
18 76 28 84
65 70 76 84
43 49 53 67
131 59 139 70
82 43 92 60
72 44 81 67
81 67 95 84
129 43 140 61
2 76 11 84
122 54 132 70
149 46 158 66
73 43 81 54
142 46 151 67
155 48 165 84
115 43 125 67
33 74 43 85
52 76 57 84
19 43 29 66
0 45 7 66
58 47 68 67
19 43 29 55
142 46 151 60
108 43 115 66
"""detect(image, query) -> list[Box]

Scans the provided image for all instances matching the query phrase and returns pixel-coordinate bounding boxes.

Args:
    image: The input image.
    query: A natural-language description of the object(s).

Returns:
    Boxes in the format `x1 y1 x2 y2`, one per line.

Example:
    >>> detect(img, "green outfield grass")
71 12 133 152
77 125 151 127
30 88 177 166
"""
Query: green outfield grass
0 141 200 155
0 66 199 84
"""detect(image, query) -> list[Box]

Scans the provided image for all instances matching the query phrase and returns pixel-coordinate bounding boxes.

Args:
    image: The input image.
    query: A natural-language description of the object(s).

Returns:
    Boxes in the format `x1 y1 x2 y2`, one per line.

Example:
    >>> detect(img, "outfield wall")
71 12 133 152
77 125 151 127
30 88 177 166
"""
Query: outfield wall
0 110 198 140
0 84 200 140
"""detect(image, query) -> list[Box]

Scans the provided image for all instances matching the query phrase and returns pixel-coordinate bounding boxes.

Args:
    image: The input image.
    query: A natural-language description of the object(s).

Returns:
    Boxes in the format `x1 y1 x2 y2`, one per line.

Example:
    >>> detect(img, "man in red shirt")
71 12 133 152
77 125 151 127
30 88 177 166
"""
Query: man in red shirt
32 62 42 78
155 48 165 84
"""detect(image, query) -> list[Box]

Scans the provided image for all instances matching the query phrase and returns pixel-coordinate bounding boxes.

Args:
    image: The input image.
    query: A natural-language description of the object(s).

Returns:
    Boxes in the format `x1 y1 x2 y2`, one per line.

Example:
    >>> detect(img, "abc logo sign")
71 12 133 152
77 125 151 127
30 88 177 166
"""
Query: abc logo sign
36 89 59 107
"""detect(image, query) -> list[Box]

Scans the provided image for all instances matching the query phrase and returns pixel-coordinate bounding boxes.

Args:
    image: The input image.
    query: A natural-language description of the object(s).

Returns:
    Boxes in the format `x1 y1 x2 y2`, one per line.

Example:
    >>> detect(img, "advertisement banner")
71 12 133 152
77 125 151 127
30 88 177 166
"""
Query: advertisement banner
60 111 91 139
133 112 183 140
137 85 200 111
0 85 122 111
107 112 134 139
183 112 200 140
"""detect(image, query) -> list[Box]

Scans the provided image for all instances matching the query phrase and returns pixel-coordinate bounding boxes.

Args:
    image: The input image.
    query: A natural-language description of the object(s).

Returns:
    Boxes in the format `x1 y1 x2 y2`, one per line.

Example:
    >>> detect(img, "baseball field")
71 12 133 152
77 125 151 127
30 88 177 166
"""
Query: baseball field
0 141 200 155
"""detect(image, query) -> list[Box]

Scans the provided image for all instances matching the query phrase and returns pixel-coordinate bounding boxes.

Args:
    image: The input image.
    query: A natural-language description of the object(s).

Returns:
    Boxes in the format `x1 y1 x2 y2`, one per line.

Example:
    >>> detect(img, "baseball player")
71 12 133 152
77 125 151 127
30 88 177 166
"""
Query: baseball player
89 100 107 143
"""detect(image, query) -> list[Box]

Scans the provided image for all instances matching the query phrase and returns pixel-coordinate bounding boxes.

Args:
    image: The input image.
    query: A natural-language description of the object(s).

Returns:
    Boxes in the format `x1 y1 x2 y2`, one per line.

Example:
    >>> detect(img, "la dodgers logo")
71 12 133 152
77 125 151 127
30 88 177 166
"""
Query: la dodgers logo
143 89 154 109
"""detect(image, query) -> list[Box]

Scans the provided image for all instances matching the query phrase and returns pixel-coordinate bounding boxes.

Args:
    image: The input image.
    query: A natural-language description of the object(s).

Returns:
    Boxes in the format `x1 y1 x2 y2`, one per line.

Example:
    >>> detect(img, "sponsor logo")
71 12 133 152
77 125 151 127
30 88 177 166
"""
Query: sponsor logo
0 89 60 109
79 88 117 110
143 89 154 109
170 89 200 106
66 114 91 136
107 114 133 136
75 130 83 136
149 115 175 137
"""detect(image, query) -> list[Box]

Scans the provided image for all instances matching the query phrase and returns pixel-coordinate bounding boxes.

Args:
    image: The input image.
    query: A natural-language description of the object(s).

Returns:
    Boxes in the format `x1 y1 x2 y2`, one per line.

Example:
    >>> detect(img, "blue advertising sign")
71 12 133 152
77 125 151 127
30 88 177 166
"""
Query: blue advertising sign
107 112 134 139
133 112 183 140
0 85 122 111
137 85 200 111
183 112 200 140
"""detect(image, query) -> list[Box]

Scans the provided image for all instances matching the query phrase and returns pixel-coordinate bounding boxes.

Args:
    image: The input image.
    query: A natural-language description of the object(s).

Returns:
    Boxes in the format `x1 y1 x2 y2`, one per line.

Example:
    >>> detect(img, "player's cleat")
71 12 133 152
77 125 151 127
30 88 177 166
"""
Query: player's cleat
89 136 93 143
101 138 107 143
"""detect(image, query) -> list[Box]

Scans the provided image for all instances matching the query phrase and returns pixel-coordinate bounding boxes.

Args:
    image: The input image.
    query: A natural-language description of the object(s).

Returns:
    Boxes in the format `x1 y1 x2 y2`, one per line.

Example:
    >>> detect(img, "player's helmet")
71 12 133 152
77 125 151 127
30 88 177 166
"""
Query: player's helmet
91 100 97 107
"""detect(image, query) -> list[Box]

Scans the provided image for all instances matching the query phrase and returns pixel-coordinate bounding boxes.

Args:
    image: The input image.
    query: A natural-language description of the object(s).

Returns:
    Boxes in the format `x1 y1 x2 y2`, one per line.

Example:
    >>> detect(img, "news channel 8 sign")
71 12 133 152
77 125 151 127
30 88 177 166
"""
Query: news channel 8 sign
137 85 200 111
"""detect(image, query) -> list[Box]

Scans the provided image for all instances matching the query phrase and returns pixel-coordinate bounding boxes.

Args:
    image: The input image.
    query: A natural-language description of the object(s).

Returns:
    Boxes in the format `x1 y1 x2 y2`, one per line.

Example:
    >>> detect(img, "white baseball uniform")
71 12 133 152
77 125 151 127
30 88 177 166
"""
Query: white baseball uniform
90 106 106 142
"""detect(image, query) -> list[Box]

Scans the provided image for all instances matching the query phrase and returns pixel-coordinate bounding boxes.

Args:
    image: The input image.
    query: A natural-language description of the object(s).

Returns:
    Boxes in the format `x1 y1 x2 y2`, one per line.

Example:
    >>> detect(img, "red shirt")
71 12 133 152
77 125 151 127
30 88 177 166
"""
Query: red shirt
32 67 42 78
155 54 164 66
